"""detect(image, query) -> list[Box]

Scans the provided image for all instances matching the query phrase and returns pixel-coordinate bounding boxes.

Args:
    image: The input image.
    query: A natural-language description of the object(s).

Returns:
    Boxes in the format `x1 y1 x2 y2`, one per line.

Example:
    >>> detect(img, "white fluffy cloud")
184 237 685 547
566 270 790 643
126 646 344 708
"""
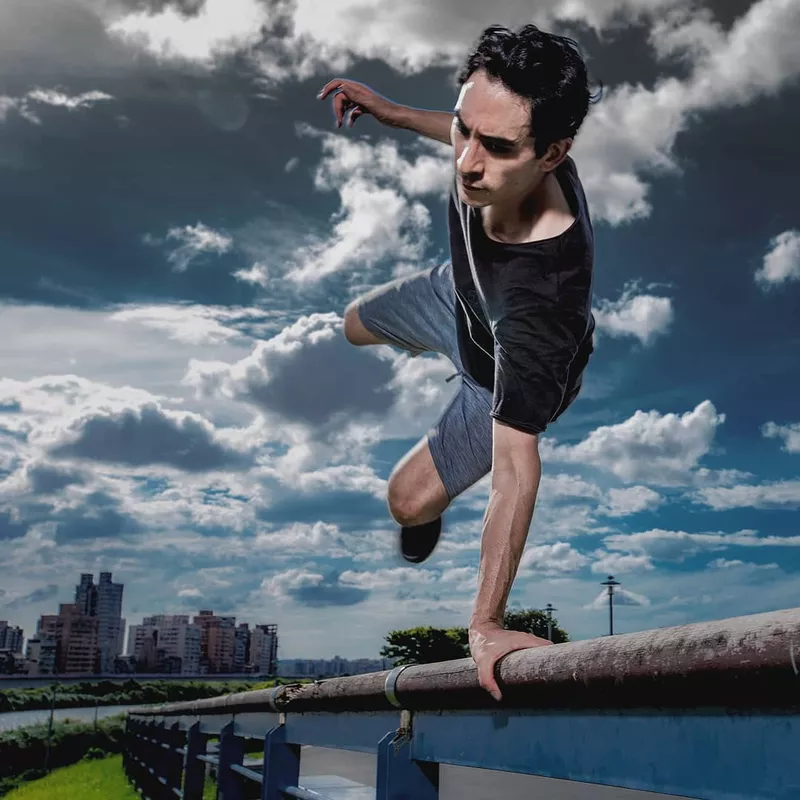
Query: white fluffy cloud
604 527 800 562
145 223 233 272
755 229 800 288
109 304 287 345
541 400 726 485
592 280 674 346
0 87 114 125
519 542 590 574
106 0 272 64
692 479 800 511
762 420 800 454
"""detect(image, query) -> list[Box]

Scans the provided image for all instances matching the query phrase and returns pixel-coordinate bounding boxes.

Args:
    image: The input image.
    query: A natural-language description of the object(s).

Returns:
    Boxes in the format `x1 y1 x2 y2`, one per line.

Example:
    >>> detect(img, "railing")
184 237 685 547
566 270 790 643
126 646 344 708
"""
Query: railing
124 606 800 800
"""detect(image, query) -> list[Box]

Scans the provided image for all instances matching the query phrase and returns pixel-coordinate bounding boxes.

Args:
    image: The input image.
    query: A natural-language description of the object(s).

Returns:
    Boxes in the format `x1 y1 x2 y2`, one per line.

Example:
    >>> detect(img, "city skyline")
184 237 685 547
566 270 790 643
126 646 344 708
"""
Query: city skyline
1 0 799 659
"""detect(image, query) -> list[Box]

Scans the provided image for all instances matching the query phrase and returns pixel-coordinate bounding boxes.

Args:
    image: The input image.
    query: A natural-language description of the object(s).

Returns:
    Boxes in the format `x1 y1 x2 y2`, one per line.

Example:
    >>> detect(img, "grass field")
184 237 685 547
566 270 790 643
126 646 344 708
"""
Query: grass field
3 755 137 799
3 754 217 799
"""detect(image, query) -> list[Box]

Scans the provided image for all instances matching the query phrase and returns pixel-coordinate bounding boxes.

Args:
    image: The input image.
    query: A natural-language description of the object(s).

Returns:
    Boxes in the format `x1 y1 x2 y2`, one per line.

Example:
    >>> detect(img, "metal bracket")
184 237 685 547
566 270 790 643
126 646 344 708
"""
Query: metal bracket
384 664 411 708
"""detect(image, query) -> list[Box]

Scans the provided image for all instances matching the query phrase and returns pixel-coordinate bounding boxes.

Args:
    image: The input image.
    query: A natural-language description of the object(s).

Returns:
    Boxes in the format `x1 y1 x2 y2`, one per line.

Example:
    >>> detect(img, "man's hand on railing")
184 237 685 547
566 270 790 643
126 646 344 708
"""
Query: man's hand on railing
469 622 553 701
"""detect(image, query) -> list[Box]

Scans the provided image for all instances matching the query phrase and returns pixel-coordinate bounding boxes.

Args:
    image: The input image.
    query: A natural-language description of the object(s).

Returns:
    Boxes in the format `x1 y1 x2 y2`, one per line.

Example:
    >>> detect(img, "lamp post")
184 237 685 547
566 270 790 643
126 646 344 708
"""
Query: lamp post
543 603 557 641
600 575 621 636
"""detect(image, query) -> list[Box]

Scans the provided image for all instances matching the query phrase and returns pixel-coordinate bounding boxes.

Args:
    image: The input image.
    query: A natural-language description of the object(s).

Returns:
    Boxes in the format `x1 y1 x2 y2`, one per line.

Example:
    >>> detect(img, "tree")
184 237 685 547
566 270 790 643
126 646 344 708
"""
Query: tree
380 626 469 666
381 609 569 666
503 608 570 644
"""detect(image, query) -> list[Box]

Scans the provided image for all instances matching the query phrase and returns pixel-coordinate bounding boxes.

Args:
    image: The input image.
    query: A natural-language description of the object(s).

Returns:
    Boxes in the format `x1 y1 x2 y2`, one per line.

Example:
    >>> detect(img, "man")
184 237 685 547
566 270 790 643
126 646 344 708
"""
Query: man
318 24 600 701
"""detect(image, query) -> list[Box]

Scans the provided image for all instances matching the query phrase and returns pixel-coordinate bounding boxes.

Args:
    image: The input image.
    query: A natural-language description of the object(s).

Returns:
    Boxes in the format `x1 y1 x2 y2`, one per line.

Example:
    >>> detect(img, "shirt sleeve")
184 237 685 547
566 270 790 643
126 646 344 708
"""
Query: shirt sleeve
490 291 586 435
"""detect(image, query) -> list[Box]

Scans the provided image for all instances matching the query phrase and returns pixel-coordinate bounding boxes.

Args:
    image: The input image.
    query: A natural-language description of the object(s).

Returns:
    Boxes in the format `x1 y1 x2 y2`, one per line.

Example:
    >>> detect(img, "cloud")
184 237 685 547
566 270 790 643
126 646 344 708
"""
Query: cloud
259 567 371 607
283 128 443 286
590 551 655 574
592 281 674 346
106 0 273 64
4 584 59 609
519 542 590 574
691 478 800 511
599 485 663 517
542 400 726 485
572 0 800 223
145 223 233 272
603 527 800 563
1 460 87 496
0 87 114 125
755 229 800 289
108 304 286 345
46 401 252 472
762 420 800 454
707 557 779 571
185 312 396 429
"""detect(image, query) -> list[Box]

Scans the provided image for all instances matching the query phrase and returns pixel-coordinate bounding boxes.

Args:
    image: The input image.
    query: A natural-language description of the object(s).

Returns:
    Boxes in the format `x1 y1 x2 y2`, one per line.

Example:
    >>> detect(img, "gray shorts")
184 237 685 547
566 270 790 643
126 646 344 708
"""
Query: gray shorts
355 261 493 501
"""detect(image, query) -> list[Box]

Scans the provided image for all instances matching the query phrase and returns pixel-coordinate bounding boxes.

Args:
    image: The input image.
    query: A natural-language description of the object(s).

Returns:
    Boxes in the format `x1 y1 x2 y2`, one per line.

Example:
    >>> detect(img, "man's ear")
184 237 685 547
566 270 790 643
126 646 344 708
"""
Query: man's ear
540 138 573 172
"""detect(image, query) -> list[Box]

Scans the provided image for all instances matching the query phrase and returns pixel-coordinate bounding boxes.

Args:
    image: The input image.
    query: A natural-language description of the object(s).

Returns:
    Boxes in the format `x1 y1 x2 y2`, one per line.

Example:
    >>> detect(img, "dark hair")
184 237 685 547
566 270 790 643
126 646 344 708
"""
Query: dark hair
457 24 603 158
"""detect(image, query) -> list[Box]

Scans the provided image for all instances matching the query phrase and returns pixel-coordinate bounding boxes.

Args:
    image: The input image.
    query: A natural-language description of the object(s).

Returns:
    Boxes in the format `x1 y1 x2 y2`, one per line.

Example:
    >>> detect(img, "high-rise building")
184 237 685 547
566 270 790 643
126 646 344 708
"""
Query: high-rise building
37 604 99 674
193 610 236 673
234 623 250 673
250 624 278 675
0 621 24 654
128 615 202 675
74 572 124 673
25 636 57 675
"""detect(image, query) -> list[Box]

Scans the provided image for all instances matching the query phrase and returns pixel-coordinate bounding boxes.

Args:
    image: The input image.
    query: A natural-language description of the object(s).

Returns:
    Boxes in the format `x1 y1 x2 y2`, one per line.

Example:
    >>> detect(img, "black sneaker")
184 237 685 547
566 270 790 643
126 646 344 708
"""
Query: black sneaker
400 517 442 564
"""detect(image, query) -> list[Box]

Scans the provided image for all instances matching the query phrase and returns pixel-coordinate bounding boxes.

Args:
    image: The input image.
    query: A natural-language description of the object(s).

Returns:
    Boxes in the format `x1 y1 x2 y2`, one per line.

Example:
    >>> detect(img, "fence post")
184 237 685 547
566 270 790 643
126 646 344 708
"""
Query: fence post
376 729 439 800
217 721 245 800
261 725 300 800
165 721 184 797
182 721 207 800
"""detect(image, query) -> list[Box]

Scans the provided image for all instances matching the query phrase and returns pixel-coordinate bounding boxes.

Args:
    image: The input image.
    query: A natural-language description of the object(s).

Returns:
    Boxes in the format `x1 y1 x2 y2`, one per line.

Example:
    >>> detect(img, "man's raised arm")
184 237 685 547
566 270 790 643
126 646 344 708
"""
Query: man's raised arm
317 78 453 144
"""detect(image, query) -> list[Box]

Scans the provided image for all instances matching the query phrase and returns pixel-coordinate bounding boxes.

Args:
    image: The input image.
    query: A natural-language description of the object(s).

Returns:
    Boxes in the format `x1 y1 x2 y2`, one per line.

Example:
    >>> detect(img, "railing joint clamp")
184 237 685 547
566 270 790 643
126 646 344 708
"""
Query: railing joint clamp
384 664 410 708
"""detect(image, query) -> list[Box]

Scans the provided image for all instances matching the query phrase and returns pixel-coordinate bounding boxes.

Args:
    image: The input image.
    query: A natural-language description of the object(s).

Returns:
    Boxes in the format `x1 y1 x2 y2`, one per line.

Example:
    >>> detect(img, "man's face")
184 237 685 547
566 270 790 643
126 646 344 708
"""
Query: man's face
451 69 543 208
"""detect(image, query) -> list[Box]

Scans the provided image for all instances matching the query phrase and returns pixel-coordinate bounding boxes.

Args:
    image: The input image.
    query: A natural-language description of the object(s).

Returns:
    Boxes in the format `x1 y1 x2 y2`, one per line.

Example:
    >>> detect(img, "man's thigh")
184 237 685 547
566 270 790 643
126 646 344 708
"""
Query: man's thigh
427 374 493 502
354 261 459 363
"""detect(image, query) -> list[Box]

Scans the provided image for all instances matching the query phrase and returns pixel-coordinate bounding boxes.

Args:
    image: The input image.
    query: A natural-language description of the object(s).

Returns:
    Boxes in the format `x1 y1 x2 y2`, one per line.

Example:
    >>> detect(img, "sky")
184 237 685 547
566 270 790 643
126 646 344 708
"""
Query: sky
0 0 799 660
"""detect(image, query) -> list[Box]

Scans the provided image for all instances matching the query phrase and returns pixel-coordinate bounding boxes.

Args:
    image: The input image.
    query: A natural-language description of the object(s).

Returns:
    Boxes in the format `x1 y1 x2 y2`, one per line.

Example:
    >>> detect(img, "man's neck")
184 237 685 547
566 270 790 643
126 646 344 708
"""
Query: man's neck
481 169 574 245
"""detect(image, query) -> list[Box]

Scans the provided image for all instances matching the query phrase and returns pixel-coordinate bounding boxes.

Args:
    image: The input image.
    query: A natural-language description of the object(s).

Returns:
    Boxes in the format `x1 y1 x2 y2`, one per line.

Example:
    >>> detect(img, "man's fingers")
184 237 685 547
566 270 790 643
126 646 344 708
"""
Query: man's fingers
478 666 502 702
317 80 345 100
348 107 364 127
333 92 351 127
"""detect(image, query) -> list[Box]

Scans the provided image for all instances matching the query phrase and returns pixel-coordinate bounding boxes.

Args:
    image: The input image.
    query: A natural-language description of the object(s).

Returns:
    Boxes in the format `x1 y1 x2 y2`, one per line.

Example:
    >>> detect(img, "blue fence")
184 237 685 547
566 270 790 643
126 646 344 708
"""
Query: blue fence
124 606 800 799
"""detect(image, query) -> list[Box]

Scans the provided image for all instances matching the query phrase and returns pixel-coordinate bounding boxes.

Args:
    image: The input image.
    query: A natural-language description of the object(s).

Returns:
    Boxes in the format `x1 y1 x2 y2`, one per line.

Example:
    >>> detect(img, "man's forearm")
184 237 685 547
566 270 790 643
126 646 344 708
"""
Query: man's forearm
388 105 453 145
470 464 542 628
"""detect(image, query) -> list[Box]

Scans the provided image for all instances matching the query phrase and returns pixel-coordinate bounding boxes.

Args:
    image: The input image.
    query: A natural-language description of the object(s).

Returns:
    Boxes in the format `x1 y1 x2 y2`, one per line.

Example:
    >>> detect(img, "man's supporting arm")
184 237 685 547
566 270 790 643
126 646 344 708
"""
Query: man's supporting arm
471 420 541 628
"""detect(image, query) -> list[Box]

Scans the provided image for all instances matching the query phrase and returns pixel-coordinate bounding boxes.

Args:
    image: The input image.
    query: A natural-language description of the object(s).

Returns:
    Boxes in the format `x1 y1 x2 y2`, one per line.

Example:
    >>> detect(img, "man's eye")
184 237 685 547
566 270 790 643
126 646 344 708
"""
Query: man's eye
485 142 511 154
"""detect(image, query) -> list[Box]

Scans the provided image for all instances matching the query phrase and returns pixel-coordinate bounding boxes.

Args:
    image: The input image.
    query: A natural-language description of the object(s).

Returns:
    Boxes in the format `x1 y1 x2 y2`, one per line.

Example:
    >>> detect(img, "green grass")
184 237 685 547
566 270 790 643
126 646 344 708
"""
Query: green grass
2 751 221 800
3 755 138 799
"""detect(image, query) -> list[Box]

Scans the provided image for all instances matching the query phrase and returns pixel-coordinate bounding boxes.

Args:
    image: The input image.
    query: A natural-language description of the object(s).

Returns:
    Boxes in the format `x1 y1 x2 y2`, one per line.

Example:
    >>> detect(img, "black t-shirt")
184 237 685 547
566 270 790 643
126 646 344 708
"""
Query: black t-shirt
448 156 596 435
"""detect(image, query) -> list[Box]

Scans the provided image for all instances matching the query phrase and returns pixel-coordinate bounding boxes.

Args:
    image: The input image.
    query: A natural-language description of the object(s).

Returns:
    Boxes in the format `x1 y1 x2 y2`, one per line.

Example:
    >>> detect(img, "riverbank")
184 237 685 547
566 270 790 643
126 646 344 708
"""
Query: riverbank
3 755 137 800
0 715 126 796
3 755 216 800
0 677 284 714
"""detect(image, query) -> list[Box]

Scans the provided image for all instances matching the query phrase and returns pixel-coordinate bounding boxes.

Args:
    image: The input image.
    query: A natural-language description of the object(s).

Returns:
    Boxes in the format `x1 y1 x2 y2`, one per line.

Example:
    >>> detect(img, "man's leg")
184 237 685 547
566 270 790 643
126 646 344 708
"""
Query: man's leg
342 262 483 562
388 374 494 562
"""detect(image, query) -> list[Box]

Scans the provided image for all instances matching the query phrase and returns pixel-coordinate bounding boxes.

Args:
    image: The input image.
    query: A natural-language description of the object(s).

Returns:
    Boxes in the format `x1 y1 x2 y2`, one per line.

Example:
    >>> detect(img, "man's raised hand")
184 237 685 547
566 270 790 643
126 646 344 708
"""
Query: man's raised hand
317 79 399 129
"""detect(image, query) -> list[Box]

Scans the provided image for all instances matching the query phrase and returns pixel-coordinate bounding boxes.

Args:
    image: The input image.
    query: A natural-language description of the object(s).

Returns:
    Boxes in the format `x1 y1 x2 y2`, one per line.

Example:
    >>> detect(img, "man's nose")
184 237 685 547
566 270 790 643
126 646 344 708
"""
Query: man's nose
457 144 482 178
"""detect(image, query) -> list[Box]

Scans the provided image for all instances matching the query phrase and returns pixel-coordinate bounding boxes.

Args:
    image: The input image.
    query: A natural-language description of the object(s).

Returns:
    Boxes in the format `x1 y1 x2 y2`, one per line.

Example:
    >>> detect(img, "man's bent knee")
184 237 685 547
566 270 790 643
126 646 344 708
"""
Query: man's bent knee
387 446 450 527
343 302 383 346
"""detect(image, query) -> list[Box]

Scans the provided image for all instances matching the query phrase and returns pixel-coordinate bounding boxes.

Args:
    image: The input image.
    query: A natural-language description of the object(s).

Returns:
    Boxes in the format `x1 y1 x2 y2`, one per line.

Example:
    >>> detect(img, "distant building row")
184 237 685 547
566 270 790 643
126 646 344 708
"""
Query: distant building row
276 656 396 678
18 571 279 677
125 612 277 675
